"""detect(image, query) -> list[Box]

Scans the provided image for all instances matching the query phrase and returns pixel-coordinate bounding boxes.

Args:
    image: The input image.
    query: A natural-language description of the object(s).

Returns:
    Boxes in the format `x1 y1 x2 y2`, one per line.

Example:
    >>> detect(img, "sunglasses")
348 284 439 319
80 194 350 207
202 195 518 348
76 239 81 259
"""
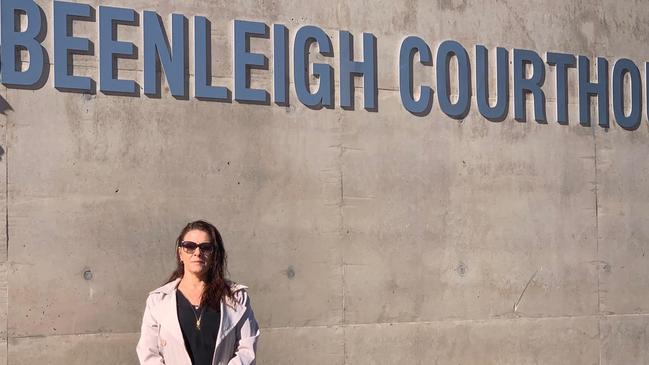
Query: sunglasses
179 241 215 254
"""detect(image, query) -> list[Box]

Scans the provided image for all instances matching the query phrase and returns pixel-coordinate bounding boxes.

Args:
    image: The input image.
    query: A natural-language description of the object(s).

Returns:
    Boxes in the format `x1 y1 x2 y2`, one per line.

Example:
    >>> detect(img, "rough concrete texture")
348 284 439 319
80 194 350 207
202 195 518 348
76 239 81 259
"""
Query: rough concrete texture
9 333 139 364
600 315 649 364
344 317 601 364
3 0 649 364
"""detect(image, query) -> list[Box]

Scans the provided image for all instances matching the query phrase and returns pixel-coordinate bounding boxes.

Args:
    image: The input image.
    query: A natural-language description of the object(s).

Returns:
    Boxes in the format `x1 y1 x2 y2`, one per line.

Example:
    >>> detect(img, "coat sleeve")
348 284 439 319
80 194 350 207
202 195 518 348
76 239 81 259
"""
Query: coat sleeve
136 294 166 365
227 291 260 365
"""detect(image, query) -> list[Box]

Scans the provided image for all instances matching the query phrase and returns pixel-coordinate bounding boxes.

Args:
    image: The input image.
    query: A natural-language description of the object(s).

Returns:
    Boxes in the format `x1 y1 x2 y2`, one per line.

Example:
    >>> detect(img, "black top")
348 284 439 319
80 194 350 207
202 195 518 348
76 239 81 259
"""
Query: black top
176 290 221 365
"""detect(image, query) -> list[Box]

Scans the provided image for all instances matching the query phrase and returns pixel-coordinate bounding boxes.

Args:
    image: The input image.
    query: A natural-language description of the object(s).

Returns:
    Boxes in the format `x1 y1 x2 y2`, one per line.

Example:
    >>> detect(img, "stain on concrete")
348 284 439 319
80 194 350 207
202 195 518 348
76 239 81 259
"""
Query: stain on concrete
436 0 468 12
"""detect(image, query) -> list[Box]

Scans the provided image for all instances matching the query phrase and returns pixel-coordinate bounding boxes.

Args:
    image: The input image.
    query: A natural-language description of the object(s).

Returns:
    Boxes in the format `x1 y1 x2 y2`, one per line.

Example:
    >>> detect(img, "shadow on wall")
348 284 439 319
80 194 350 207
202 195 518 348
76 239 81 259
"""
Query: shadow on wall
0 95 11 164
0 97 13 116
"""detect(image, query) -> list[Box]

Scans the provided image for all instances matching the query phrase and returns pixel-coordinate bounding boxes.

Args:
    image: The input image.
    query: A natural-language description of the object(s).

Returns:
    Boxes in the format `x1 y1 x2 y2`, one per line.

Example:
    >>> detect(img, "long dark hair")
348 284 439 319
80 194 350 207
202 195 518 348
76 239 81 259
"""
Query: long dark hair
167 220 233 309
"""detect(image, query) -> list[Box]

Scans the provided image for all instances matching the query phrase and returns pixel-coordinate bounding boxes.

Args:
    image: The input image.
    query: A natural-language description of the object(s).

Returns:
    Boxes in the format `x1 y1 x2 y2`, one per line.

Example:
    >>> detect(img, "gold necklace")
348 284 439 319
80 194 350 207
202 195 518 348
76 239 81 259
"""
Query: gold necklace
190 303 206 330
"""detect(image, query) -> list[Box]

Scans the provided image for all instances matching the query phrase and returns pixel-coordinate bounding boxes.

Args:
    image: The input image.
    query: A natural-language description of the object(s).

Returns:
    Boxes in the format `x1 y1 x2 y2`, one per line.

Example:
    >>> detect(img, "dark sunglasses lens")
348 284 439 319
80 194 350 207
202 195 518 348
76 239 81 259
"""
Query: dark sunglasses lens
181 241 198 252
198 243 214 252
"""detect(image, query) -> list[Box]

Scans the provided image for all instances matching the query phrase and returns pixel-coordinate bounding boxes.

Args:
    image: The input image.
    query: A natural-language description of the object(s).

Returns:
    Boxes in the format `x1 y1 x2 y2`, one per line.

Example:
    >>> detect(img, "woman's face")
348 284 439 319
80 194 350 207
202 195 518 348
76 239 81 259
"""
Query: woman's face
178 229 213 276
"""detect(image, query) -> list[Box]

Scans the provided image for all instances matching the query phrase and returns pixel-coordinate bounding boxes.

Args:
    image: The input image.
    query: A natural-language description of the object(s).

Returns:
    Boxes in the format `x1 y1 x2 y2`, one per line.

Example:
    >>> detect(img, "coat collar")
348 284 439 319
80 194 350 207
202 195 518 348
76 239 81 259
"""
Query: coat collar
152 278 248 296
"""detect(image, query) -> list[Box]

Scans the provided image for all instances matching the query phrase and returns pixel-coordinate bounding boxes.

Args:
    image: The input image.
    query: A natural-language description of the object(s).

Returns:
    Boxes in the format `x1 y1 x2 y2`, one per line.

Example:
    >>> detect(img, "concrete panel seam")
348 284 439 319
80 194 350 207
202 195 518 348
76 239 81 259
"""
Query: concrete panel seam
336 111 347 365
10 312 649 340
592 108 601 365
335 312 649 329
4 87 8 365
598 315 602 365
9 331 141 340
256 312 649 331
3 87 7 263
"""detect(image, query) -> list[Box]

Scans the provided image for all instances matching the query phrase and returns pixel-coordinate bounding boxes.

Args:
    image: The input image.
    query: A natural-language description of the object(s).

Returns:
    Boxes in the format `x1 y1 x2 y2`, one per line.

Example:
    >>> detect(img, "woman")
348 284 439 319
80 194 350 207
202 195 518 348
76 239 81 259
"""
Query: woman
137 220 259 365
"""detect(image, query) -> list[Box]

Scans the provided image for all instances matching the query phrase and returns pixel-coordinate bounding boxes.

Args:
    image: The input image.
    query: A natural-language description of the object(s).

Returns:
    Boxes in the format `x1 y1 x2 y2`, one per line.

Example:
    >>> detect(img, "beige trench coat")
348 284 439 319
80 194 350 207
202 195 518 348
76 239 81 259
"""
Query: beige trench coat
136 278 260 365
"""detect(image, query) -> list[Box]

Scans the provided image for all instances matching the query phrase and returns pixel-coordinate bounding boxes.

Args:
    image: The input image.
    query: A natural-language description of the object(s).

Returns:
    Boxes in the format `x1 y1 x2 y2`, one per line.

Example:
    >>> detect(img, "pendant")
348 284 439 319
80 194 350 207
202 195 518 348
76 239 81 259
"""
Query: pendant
196 319 201 330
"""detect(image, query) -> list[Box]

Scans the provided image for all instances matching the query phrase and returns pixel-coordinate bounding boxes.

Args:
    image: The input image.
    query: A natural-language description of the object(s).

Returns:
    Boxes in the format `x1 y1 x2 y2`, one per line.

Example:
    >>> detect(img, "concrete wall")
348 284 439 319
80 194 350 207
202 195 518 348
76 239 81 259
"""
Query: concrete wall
2 0 649 363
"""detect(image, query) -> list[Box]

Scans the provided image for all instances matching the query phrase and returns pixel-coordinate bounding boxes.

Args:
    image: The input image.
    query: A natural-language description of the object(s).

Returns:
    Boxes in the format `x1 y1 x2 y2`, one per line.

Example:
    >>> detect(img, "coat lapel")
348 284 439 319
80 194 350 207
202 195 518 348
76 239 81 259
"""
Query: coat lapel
160 285 186 345
154 279 192 364
216 287 247 344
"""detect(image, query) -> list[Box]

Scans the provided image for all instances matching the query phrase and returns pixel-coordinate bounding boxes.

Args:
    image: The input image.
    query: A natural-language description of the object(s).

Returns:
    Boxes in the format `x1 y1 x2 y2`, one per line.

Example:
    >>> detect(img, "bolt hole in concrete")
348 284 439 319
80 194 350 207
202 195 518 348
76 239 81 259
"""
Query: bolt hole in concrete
83 269 93 280
456 261 468 277
286 266 295 279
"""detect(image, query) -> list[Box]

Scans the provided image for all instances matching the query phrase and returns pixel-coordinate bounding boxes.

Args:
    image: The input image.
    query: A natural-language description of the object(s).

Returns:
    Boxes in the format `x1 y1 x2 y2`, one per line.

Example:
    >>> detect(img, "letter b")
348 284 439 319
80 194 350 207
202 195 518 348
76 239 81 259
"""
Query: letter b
1 0 47 87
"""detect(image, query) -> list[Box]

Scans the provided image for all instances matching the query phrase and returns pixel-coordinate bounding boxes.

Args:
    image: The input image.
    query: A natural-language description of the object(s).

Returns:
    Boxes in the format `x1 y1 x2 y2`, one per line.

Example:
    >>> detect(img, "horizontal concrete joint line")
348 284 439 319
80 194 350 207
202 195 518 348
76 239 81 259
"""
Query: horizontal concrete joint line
259 312 649 331
9 331 140 340
9 312 649 339
342 196 376 200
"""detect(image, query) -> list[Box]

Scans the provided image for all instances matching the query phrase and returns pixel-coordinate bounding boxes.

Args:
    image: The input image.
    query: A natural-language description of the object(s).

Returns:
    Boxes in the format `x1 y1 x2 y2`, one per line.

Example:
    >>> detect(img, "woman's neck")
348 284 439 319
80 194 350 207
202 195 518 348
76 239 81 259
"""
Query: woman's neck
180 272 206 291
